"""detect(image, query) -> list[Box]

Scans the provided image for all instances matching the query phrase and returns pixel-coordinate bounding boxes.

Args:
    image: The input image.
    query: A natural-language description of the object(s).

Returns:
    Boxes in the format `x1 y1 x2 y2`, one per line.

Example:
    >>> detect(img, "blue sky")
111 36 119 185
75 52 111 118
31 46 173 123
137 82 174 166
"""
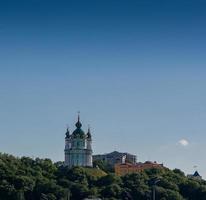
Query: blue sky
1 0 206 177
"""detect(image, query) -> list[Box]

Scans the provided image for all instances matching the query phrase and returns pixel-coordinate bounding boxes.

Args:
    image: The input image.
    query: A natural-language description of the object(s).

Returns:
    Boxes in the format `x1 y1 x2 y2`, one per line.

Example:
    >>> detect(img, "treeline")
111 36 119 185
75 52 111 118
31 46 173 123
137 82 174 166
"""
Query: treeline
0 153 206 200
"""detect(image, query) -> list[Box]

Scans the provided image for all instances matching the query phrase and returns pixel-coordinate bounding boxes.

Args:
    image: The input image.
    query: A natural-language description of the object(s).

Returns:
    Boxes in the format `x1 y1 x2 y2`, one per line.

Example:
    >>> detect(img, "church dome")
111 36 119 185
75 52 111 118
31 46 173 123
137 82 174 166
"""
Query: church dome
72 128 85 138
75 119 82 128
72 115 85 138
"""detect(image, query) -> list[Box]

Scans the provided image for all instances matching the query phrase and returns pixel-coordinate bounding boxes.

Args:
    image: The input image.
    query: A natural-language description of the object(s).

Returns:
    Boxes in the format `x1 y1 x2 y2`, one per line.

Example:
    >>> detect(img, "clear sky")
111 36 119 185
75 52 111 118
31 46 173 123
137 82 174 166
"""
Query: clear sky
1 0 206 177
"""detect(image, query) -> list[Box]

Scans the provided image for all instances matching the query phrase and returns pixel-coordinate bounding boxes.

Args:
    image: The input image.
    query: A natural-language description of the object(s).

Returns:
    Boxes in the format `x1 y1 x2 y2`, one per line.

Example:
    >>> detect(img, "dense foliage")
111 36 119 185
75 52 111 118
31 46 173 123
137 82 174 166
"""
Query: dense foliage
93 159 114 173
0 153 206 200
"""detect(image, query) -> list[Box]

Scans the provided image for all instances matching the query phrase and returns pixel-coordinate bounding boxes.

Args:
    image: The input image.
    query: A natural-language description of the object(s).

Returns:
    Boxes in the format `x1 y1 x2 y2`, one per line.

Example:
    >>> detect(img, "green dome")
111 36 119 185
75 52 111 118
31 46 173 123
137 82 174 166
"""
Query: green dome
72 128 85 138
72 115 85 138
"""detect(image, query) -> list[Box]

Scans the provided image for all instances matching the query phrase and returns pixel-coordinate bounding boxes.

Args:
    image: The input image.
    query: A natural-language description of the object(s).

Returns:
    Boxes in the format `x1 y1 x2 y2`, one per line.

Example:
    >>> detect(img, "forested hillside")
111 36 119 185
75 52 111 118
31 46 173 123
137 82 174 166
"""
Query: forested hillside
0 153 206 200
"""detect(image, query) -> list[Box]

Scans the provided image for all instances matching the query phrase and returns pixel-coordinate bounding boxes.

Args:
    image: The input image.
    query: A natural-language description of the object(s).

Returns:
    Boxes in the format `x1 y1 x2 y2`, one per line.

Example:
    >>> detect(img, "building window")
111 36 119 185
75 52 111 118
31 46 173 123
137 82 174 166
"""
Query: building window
77 141 80 148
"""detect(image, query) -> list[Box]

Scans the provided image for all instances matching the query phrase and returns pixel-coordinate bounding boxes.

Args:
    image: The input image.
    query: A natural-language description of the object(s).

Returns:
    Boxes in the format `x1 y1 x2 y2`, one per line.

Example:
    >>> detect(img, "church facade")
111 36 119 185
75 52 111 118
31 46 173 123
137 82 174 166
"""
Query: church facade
64 115 93 168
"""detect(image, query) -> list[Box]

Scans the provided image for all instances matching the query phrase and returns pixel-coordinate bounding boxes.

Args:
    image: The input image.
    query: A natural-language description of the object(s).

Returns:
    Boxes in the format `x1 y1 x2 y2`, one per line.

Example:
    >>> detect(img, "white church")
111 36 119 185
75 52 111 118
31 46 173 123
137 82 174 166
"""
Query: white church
64 115 93 168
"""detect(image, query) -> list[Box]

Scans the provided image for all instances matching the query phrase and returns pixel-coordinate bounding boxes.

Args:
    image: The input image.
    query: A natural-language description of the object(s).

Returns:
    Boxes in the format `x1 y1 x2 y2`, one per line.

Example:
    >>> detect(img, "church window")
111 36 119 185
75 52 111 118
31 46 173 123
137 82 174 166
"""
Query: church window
77 141 80 147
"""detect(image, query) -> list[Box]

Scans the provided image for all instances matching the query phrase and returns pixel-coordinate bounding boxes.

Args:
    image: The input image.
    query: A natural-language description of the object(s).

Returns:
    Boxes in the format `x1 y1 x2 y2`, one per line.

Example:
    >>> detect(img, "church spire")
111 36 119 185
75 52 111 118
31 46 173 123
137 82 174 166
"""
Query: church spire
75 111 82 128
78 111 80 122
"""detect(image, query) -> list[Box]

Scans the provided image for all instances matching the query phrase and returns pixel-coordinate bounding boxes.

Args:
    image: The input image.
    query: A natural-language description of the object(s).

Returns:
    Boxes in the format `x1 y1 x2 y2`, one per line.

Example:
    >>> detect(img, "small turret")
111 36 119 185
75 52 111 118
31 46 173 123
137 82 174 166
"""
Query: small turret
86 126 92 150
86 126 92 139
65 127 71 152
65 128 70 138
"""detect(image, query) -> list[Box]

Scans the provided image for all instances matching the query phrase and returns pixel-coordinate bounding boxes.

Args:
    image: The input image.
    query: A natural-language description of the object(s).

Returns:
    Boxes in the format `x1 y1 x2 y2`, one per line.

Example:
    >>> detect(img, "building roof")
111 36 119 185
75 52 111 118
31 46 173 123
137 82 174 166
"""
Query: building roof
94 151 136 157
193 171 201 177
72 115 85 138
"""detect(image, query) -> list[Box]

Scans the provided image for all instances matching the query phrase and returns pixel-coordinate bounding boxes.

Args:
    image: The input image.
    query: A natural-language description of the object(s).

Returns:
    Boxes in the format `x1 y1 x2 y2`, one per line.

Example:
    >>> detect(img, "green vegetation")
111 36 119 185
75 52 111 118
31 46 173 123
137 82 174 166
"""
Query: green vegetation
83 167 107 178
93 159 114 173
0 153 206 200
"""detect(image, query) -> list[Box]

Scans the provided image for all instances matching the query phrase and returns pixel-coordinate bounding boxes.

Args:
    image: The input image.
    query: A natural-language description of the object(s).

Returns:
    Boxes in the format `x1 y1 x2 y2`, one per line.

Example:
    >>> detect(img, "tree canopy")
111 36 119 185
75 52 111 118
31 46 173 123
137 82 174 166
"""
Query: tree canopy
0 153 206 200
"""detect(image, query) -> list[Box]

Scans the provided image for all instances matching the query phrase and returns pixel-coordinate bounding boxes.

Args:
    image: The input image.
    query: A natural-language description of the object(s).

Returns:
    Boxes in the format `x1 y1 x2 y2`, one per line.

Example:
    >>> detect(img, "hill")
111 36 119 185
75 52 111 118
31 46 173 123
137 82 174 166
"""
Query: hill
0 153 206 200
